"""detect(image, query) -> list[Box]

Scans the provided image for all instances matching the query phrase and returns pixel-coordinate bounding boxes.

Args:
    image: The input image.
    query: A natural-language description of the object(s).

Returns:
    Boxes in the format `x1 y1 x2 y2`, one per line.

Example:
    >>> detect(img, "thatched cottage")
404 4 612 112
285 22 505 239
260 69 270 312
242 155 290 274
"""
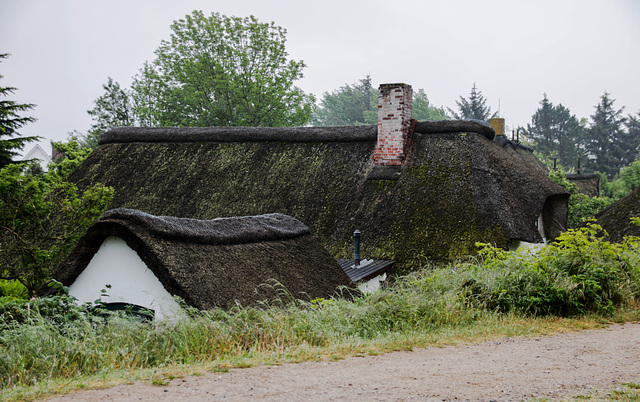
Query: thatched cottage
68 83 569 270
56 209 353 318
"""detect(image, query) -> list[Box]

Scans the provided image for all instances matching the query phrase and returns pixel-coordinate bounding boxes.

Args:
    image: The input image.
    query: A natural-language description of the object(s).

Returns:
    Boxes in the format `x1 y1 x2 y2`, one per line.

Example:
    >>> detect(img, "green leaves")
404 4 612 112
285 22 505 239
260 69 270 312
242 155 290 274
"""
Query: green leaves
0 142 113 295
131 11 313 128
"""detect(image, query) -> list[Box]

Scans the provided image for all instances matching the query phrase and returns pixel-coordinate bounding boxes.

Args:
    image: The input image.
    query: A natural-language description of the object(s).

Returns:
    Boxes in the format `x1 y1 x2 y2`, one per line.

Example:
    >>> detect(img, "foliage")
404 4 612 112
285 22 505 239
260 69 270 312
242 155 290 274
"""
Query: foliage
130 11 314 127
72 77 139 150
312 77 446 126
312 75 374 126
0 141 113 295
469 221 640 316
600 152 640 200
585 92 633 179
548 168 613 227
521 94 586 166
446 83 496 121
0 53 39 168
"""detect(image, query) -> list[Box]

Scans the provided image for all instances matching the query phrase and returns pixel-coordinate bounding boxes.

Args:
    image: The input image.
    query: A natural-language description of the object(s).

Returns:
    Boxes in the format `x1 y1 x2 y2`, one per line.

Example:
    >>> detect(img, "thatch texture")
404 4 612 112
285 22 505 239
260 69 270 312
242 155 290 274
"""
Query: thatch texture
592 186 640 242
69 123 568 267
53 210 354 308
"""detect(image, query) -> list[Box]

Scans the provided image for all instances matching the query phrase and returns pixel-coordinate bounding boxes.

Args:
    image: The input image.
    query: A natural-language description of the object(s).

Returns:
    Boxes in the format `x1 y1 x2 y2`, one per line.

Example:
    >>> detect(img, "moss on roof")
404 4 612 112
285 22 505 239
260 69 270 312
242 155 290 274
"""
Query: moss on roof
69 124 568 269
592 186 640 242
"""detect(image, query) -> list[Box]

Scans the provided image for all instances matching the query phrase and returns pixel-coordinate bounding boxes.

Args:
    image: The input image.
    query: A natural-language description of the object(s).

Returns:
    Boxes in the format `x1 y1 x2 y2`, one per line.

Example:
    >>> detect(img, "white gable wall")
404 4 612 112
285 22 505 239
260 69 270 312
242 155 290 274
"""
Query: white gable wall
68 236 182 321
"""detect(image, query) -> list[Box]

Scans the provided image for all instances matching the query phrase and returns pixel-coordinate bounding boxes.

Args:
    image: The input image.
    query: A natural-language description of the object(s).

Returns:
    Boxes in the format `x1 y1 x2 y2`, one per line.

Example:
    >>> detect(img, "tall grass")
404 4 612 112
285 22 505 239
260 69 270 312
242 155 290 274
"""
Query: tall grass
1 222 639 395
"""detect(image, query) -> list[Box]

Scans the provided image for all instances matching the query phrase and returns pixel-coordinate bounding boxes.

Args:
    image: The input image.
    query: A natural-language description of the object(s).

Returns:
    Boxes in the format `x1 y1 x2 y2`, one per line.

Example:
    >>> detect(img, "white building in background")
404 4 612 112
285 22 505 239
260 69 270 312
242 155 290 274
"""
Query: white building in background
20 143 52 171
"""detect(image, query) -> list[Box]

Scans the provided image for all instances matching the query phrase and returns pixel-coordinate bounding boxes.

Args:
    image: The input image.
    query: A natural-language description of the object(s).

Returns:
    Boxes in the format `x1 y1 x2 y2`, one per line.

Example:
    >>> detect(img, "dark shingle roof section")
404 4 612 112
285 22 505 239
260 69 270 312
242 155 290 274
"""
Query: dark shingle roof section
338 259 395 282
51 210 355 309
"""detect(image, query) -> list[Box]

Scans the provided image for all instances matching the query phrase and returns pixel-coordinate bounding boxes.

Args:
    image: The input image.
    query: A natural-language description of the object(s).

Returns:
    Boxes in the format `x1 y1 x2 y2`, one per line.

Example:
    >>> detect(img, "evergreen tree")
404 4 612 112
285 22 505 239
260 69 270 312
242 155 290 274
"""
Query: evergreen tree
522 94 586 167
447 83 496 121
585 92 628 178
0 54 38 168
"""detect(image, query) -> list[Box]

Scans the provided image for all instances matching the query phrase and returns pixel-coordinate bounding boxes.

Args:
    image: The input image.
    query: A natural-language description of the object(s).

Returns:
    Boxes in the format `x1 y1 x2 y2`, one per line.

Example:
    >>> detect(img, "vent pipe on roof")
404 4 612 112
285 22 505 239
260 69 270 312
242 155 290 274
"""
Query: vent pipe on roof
353 230 361 266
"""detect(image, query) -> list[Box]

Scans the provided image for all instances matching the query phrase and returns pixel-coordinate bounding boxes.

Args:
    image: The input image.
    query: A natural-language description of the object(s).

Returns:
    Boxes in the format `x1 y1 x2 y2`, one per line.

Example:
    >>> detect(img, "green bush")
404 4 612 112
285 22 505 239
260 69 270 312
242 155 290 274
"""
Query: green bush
465 222 640 316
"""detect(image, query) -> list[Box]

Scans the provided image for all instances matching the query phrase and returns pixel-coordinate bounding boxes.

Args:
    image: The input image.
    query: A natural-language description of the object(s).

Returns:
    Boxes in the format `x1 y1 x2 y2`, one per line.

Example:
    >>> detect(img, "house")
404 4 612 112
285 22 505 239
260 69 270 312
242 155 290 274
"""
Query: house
67 83 569 270
53 209 355 319
20 143 52 171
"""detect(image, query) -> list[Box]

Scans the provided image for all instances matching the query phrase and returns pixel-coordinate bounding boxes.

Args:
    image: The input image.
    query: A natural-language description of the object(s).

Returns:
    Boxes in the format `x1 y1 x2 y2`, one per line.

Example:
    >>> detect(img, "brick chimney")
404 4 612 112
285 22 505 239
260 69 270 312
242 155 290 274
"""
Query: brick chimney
374 83 413 166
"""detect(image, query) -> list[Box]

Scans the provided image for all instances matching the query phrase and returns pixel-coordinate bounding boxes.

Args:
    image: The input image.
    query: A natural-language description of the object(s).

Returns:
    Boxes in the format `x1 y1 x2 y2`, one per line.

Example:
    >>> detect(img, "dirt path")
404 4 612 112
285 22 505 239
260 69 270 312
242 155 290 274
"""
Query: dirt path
46 322 640 401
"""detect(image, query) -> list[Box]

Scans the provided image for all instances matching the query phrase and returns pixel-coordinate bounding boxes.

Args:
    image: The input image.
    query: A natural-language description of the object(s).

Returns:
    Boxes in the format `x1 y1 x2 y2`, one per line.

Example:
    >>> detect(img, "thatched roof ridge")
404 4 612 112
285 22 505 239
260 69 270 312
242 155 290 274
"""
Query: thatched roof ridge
101 209 309 245
51 210 354 309
99 125 378 145
99 120 497 145
414 120 495 140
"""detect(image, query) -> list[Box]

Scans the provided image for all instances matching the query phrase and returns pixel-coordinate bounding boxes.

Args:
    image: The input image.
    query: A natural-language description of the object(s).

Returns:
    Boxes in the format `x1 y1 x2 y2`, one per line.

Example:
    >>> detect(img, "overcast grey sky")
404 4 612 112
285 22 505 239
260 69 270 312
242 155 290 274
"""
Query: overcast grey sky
1 0 639 151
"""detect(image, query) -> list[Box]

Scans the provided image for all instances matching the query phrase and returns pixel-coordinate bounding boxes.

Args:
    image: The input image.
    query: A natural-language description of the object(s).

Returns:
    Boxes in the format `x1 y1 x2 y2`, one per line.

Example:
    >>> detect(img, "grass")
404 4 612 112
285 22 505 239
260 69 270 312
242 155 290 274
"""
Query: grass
1 223 639 401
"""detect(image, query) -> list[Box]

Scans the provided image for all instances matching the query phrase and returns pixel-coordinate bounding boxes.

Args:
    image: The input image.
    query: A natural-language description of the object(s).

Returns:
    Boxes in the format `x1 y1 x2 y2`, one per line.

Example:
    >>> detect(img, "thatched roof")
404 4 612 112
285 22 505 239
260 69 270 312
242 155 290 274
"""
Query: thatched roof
52 209 354 308
592 186 640 242
69 122 568 268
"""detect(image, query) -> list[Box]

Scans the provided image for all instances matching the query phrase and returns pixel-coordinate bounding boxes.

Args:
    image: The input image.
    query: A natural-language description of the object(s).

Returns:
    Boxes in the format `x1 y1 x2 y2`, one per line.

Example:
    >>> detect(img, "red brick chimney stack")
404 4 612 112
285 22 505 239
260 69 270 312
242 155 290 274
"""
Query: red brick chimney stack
374 83 413 166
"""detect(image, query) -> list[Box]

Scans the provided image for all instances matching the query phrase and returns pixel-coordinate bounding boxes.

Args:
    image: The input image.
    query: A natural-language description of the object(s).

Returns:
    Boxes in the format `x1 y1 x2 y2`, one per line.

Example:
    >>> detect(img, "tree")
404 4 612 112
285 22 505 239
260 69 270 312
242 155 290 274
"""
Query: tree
522 94 586 167
447 83 497 121
84 77 136 147
312 75 374 126
585 92 629 178
312 76 446 126
131 11 314 127
0 54 38 168
412 88 446 121
0 141 113 295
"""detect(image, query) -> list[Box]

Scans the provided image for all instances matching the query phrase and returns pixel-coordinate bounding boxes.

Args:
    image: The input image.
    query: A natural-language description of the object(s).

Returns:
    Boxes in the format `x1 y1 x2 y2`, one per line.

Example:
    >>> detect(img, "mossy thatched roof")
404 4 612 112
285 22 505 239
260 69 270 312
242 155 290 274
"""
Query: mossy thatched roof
592 186 640 242
53 210 354 308
70 123 568 268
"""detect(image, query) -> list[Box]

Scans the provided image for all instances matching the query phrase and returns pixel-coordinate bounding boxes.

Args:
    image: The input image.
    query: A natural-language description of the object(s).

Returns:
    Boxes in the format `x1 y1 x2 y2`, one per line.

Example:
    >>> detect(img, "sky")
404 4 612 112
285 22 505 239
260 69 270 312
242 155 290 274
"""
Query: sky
1 0 639 153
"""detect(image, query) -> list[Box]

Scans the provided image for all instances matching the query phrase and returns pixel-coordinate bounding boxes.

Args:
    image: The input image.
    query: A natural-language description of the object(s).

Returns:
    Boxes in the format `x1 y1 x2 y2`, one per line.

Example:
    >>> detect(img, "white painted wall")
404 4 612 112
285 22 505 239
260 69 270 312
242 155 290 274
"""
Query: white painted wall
68 236 183 321
357 273 387 294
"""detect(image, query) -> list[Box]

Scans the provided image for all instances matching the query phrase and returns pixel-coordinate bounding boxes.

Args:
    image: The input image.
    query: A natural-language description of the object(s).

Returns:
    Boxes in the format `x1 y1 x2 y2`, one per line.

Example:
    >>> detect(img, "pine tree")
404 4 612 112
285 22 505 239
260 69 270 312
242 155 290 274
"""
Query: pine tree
585 92 628 178
523 94 585 167
0 54 38 168
447 83 496 121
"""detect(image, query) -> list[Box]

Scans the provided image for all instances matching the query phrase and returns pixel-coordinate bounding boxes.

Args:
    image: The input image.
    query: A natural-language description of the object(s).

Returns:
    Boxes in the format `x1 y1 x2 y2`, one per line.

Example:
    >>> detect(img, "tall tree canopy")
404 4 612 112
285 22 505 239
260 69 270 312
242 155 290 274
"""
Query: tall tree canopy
0 54 38 168
131 11 314 127
522 94 586 166
447 83 496 121
312 76 445 126
585 92 632 178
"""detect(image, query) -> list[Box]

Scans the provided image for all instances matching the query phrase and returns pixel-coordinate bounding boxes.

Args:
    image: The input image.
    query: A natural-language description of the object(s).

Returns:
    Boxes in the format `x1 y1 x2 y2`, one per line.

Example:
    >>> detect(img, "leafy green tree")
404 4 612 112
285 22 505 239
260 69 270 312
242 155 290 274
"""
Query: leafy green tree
82 77 137 148
0 141 113 296
412 88 446 121
313 76 445 126
522 94 586 167
585 92 629 178
0 54 38 168
312 75 374 126
447 83 496 121
131 11 314 127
